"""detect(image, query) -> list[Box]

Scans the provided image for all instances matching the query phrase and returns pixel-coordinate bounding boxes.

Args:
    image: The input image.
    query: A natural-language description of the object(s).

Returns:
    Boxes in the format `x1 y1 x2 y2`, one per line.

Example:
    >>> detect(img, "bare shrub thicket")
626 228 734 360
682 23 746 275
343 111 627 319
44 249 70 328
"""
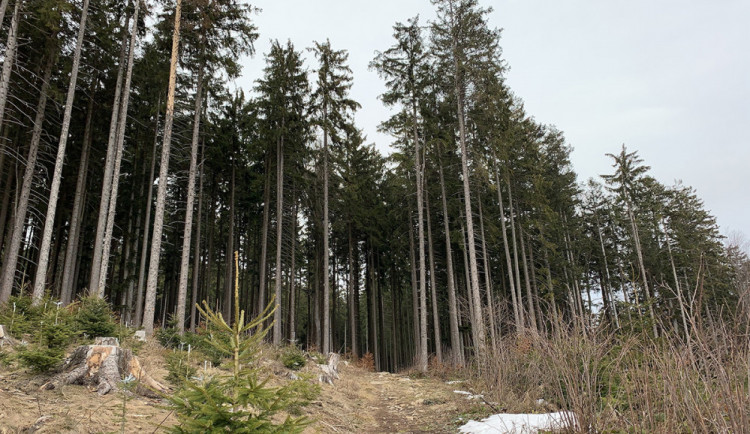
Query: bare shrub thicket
471 298 750 432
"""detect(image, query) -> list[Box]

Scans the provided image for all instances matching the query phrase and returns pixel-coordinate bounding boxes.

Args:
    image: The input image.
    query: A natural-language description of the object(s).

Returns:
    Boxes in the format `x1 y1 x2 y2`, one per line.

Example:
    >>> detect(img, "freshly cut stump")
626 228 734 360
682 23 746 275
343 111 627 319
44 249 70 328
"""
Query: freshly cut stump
42 340 168 397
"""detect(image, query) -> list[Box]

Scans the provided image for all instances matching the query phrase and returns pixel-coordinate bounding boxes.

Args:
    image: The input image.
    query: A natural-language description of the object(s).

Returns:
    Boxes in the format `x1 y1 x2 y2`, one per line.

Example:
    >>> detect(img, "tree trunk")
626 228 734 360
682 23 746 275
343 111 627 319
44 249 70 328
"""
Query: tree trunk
519 226 537 331
322 111 331 354
224 161 235 321
0 0 21 129
97 0 141 296
438 161 462 365
628 205 658 336
664 221 689 339
0 55 55 303
0 164 14 253
347 223 357 357
31 0 91 303
135 106 159 327
493 164 521 331
273 130 284 345
288 197 298 343
176 70 204 333
425 191 442 362
506 178 526 329
596 221 619 328
408 212 420 362
60 86 95 305
455 86 485 354
412 101 428 372
258 152 270 317
89 19 130 293
0 0 10 39
143 0 182 336
189 138 205 332
478 197 497 348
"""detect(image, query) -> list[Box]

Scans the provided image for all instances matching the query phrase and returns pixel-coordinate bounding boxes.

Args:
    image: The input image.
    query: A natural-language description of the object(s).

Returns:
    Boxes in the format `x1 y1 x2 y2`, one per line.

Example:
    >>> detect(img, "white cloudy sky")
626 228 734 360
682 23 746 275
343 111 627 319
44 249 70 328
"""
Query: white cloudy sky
234 0 749 240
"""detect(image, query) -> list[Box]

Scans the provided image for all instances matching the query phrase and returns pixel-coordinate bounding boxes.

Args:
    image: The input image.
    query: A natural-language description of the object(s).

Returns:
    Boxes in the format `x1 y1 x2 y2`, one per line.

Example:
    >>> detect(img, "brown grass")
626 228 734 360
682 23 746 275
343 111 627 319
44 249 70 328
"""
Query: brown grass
467 310 750 433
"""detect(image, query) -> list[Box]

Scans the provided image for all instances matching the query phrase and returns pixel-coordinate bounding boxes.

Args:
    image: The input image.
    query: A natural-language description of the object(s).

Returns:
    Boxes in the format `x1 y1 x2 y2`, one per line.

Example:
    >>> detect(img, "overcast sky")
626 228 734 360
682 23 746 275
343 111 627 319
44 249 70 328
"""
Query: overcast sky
234 0 749 242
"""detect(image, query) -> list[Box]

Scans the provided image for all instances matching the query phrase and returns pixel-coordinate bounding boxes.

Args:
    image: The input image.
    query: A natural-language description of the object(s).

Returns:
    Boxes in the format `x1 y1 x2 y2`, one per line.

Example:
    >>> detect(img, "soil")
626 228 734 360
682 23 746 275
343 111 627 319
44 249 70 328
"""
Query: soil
0 344 488 433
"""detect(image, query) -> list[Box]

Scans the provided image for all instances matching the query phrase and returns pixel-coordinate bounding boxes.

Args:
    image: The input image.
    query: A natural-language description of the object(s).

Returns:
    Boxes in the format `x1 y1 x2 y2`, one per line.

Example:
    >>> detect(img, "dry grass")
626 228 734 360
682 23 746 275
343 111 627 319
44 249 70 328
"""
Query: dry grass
467 310 750 433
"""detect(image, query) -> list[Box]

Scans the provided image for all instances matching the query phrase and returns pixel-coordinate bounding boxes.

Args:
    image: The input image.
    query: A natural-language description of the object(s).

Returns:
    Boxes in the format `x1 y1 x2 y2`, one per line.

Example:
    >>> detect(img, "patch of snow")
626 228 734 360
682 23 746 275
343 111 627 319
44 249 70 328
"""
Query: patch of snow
453 390 484 400
458 411 576 434
446 380 465 384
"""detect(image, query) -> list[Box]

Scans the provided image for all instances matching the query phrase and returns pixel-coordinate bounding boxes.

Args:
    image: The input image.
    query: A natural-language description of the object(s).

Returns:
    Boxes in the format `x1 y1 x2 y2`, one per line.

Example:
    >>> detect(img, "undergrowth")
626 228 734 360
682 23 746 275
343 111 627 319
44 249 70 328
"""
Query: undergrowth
466 309 750 432
0 294 117 373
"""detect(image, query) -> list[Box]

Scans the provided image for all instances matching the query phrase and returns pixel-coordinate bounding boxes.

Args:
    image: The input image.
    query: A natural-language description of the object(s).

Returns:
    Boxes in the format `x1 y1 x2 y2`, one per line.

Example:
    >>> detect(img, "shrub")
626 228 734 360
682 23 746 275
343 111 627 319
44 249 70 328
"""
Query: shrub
358 352 375 371
308 350 327 365
0 296 46 337
74 295 116 338
14 302 76 373
16 345 64 373
281 346 306 370
155 322 182 349
285 374 321 416
165 351 197 385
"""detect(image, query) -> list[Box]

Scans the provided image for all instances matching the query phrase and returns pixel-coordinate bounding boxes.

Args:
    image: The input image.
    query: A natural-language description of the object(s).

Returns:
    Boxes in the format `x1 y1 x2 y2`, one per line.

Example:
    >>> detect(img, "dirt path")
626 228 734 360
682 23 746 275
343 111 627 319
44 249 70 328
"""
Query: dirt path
305 365 486 433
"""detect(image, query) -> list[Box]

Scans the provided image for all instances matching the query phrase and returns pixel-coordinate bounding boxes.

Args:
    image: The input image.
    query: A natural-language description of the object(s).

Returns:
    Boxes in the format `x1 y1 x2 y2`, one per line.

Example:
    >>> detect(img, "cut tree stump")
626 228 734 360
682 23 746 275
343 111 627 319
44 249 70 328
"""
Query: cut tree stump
41 338 168 397
0 324 19 346
318 352 341 384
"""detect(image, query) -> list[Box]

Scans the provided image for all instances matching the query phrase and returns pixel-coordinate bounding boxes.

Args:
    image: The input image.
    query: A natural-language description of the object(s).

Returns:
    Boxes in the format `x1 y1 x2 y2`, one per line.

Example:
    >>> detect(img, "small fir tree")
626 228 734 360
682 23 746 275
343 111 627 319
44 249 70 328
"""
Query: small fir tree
166 252 308 433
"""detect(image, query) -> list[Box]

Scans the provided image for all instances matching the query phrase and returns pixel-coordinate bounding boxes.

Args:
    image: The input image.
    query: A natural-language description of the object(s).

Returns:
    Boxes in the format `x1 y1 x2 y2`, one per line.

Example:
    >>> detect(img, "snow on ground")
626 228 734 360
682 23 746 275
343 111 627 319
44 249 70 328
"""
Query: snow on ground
458 411 577 434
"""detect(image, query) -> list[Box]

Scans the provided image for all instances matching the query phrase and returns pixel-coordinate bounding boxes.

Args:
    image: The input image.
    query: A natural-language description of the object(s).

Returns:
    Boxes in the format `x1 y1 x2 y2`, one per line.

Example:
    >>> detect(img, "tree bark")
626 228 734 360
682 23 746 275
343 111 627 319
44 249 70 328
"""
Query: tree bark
425 191 442 363
143 0 182 336
438 161 462 365
60 86 95 305
408 211 420 362
0 55 55 303
493 163 521 331
0 0 10 36
478 197 497 348
135 105 159 327
596 221 619 328
455 83 485 354
176 69 204 333
347 223 358 357
664 221 689 339
0 0 21 130
31 0 91 303
89 18 130 293
519 226 537 332
224 161 235 321
97 0 141 296
322 110 331 354
258 152 270 316
506 178 526 329
627 204 658 336
273 129 284 345
412 101 428 372
189 138 205 332
288 197 298 343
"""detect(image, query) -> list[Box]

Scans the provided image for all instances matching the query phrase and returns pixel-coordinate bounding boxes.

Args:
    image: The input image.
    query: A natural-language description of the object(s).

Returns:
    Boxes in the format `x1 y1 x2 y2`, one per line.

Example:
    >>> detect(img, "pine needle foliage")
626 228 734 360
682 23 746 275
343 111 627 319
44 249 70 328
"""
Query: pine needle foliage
167 252 308 433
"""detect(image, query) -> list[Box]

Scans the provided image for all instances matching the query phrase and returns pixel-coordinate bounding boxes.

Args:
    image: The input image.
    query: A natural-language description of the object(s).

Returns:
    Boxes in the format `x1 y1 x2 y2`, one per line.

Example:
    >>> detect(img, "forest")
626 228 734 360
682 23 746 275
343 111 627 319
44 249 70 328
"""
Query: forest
0 1 749 426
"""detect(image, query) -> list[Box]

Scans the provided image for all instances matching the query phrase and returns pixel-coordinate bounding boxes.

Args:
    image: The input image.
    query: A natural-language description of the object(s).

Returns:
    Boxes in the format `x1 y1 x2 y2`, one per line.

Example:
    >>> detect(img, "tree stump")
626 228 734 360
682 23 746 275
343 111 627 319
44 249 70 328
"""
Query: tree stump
42 339 168 397
318 352 341 384
0 324 19 346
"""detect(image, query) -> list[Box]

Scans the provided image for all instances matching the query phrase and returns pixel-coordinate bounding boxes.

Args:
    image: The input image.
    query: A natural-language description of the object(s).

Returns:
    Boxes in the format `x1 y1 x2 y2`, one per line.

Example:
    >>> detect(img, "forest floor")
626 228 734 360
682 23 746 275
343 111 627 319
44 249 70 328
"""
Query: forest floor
0 342 491 433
